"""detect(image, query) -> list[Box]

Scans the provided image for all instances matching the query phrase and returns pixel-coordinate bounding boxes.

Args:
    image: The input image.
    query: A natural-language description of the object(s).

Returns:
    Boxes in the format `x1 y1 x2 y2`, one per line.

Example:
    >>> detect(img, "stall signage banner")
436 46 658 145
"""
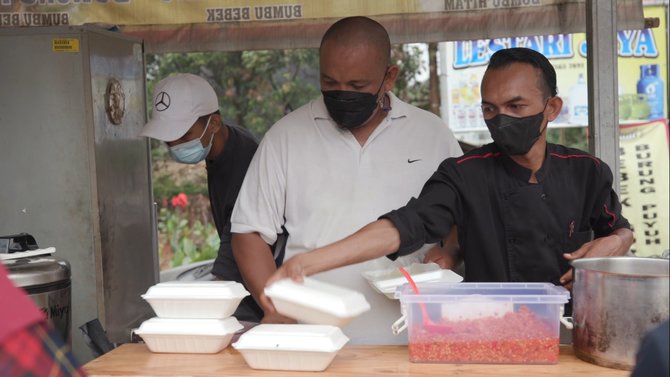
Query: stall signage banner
0 0 646 53
444 5 667 132
0 0 578 27
619 119 669 257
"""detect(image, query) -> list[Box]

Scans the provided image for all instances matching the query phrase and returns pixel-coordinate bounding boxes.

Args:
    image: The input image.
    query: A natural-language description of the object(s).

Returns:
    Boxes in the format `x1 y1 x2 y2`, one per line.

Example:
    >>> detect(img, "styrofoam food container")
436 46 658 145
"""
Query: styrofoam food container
135 317 243 354
264 277 370 327
362 262 463 299
141 281 249 318
233 324 349 371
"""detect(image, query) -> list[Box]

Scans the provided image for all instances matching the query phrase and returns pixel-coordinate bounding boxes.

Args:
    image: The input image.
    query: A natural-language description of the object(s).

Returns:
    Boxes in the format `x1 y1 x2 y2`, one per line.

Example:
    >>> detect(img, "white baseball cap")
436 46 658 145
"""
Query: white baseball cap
141 73 219 142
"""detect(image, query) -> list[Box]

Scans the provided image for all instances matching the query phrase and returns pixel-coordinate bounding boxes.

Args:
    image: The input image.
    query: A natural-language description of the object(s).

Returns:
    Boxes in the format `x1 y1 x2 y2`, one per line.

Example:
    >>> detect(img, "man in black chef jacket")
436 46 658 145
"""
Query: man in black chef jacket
262 47 634 304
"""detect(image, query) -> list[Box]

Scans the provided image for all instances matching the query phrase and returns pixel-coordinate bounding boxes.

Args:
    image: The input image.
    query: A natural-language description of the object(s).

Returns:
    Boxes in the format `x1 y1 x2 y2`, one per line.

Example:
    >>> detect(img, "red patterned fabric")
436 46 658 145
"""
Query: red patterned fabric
0 263 44 343
0 321 87 377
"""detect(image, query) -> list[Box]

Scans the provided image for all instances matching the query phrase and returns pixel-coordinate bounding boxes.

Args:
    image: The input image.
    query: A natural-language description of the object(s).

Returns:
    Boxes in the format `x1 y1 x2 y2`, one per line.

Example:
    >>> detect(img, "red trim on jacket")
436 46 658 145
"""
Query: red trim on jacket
603 204 617 228
457 152 502 164
549 152 601 166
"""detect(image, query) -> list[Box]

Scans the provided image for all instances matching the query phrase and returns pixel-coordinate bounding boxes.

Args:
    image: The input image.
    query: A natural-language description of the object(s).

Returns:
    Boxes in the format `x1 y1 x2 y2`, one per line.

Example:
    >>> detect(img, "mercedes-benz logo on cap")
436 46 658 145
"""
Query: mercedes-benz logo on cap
155 92 170 112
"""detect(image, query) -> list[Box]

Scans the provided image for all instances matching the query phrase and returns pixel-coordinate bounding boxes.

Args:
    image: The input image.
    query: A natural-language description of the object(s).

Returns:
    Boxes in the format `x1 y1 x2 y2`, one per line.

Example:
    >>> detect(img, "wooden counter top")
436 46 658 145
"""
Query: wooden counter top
84 344 630 377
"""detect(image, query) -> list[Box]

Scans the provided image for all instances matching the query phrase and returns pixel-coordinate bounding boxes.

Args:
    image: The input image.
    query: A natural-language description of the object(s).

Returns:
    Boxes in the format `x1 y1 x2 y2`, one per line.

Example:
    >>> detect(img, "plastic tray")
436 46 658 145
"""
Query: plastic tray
141 281 249 319
362 262 463 299
397 282 570 364
264 277 370 327
232 324 348 371
135 317 243 354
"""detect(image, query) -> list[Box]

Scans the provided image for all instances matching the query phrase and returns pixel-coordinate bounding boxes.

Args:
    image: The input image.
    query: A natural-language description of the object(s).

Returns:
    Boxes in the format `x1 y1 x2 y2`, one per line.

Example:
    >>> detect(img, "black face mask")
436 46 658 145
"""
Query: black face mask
485 105 548 156
322 70 387 130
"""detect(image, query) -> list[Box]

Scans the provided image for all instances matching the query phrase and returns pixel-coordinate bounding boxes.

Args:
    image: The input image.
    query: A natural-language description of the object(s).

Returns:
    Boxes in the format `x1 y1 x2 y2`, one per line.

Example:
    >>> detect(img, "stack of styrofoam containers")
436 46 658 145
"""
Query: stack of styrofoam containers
232 277 371 371
136 281 249 353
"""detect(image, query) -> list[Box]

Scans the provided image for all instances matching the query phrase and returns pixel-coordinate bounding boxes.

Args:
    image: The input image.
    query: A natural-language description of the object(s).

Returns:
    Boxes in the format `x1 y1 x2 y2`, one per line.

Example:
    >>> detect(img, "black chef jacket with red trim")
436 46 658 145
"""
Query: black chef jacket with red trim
383 143 630 284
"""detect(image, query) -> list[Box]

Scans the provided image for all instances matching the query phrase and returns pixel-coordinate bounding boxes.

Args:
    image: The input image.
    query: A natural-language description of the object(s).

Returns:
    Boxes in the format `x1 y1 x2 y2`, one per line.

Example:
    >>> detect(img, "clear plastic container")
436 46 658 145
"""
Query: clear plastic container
135 317 243 354
141 281 249 319
232 324 349 371
264 277 370 327
397 282 570 364
362 262 463 299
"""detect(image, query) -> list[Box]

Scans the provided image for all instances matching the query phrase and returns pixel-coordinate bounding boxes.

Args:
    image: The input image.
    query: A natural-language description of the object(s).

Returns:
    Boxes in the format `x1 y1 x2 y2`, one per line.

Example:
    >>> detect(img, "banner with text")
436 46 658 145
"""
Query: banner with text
0 0 589 27
619 119 669 257
444 5 667 132
0 0 645 53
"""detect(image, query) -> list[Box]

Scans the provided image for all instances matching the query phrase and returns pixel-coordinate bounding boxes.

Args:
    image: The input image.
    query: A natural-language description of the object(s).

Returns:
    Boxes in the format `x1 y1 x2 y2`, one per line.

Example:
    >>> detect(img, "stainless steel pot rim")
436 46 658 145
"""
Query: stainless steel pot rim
4 256 71 287
571 256 669 277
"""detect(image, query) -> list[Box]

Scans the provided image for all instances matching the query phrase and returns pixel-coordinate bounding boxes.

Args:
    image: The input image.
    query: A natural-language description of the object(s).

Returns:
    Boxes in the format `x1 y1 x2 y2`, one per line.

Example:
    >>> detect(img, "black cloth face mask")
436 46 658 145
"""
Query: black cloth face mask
322 70 387 130
485 103 549 155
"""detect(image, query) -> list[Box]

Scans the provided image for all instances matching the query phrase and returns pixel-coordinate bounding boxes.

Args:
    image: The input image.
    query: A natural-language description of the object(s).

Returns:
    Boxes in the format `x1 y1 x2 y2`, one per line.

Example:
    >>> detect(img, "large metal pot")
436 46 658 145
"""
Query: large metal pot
572 257 669 370
5 255 72 345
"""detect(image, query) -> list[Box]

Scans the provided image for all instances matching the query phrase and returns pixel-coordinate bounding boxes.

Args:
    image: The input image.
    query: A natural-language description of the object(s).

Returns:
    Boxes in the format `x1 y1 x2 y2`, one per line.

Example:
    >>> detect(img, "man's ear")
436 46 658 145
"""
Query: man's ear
384 65 400 92
210 113 223 133
546 96 563 122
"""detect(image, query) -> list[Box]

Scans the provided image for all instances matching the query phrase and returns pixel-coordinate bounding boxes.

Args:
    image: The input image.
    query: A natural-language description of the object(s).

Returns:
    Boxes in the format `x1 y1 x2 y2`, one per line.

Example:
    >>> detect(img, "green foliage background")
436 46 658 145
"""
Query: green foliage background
145 46 428 139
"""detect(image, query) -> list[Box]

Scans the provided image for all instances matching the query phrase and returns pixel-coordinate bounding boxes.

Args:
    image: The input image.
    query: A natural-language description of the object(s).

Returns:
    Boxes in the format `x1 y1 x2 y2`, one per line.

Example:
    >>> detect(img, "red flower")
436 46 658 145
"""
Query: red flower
170 193 189 208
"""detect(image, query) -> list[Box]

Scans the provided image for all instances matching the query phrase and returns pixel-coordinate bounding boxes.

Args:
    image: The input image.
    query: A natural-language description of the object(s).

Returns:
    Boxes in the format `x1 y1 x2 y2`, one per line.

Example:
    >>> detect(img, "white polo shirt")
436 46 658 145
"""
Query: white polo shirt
231 92 462 344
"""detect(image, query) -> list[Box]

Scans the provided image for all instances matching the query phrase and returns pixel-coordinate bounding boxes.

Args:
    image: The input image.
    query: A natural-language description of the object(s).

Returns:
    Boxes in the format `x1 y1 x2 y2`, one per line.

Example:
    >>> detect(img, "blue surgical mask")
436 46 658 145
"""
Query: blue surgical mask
168 116 214 164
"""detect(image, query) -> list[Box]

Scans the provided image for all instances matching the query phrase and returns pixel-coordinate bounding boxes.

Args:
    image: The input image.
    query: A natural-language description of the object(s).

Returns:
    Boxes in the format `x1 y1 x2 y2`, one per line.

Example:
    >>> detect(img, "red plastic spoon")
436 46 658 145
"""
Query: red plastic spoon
399 266 452 334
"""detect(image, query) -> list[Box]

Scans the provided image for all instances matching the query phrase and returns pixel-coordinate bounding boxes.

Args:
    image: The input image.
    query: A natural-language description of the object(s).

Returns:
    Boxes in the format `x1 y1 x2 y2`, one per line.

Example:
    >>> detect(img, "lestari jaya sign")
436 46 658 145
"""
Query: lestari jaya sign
445 5 667 131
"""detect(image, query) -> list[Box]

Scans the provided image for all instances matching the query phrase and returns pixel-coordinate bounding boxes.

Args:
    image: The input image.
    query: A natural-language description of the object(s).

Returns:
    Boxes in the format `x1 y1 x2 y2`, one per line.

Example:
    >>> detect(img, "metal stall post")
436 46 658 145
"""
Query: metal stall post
586 0 621 191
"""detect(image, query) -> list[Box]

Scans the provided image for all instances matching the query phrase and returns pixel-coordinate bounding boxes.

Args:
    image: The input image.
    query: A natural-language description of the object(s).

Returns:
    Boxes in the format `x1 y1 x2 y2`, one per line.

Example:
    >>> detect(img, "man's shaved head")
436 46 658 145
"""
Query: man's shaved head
320 16 391 69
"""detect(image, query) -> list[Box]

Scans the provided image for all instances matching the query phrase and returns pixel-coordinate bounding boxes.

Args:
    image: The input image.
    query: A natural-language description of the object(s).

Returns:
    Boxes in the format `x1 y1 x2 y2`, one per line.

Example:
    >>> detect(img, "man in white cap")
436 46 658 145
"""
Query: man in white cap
141 73 284 322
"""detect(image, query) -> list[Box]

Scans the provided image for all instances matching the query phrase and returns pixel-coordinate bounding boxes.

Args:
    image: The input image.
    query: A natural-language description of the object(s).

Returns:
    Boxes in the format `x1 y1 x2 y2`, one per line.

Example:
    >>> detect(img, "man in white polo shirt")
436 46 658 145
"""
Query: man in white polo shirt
230 16 462 343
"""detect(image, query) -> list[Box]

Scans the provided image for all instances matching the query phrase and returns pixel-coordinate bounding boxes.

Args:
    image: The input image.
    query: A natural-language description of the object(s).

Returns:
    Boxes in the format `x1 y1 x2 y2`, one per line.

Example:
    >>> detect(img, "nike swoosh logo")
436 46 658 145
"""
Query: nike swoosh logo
407 159 422 164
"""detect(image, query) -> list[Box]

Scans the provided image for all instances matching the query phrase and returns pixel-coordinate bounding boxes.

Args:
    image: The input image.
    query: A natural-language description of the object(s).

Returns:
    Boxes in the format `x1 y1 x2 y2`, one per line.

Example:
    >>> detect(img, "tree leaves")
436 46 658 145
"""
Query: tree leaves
146 45 428 137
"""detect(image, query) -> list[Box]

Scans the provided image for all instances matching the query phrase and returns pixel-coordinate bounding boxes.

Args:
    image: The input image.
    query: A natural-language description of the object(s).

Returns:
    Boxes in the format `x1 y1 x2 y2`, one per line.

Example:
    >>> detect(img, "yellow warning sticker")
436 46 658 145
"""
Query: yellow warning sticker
52 38 80 53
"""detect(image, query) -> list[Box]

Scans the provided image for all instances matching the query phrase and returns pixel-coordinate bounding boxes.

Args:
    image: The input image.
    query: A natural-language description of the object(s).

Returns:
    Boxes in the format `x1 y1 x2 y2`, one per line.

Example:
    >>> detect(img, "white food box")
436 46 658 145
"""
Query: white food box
141 281 249 319
232 324 349 371
362 262 463 299
135 317 243 354
264 277 370 327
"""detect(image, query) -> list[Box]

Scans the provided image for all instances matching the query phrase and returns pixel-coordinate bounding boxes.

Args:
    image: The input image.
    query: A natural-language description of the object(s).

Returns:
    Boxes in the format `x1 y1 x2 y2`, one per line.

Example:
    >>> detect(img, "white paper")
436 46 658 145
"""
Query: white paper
0 247 55 261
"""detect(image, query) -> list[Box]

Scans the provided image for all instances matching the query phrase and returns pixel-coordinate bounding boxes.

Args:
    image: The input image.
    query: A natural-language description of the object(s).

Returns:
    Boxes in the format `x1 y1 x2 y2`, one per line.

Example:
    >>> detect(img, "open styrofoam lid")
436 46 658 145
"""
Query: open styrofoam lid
232 324 349 352
141 281 250 300
362 262 463 294
135 317 243 336
264 277 370 318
